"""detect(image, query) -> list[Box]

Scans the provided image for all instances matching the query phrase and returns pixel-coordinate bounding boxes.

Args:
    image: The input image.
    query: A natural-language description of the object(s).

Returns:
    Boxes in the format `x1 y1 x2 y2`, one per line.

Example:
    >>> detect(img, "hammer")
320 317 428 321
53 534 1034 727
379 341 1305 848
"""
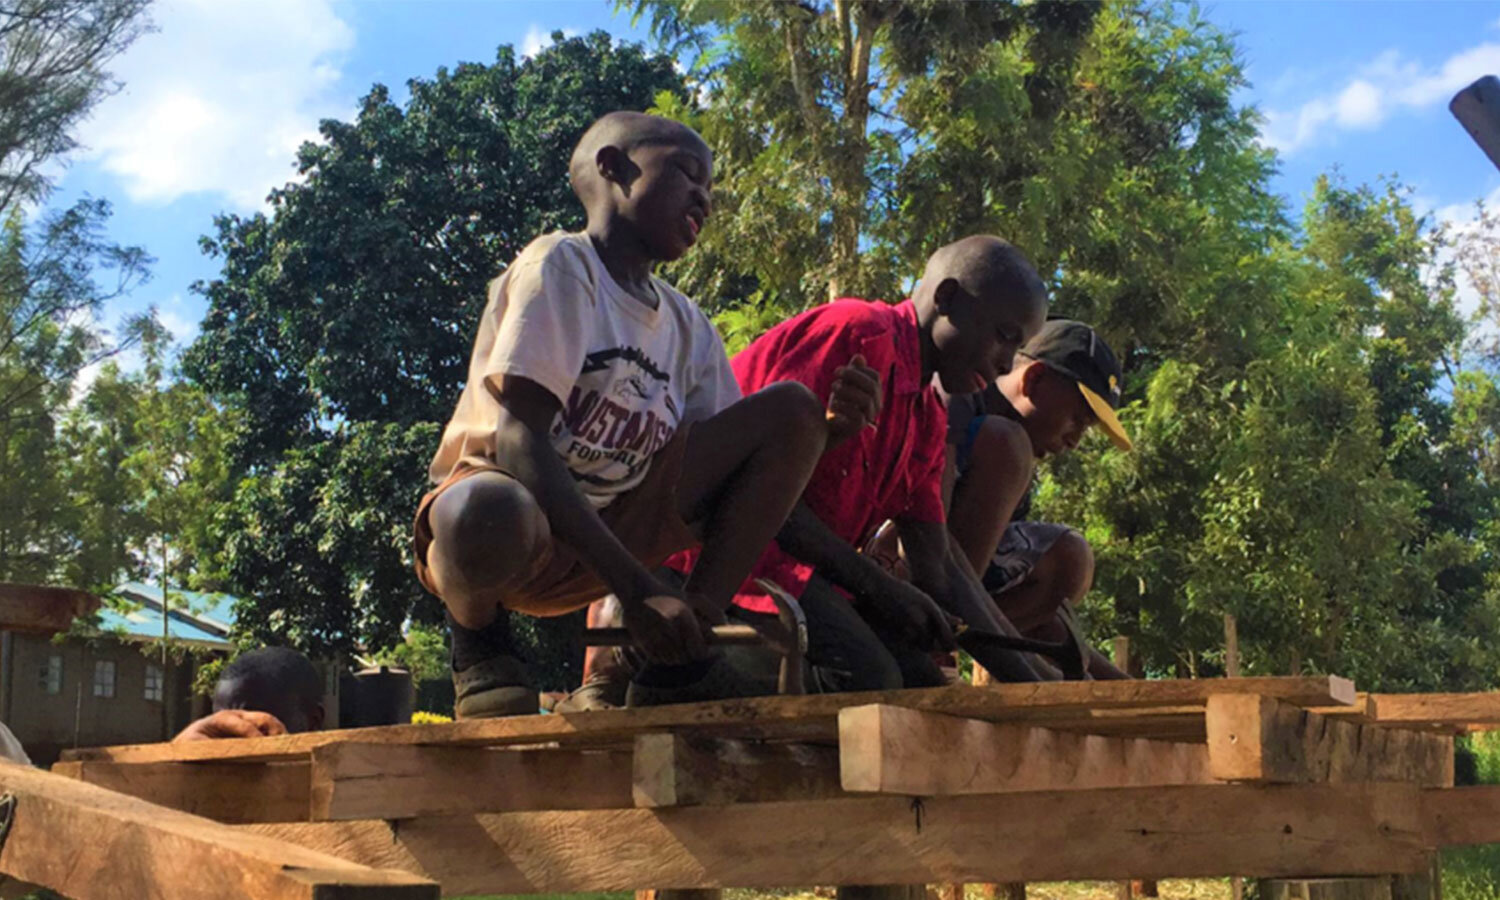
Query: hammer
953 622 1089 680
581 581 809 695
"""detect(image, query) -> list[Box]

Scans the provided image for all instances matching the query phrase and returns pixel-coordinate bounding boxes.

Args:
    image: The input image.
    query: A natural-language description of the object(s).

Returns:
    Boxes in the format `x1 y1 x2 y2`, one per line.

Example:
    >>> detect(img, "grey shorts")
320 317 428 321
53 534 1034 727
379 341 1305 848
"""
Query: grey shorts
981 521 1074 595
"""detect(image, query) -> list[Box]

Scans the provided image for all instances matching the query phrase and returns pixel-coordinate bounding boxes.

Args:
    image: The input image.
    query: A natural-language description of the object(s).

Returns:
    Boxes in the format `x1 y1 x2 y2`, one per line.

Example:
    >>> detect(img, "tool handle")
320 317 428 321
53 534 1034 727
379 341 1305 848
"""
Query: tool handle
582 624 766 647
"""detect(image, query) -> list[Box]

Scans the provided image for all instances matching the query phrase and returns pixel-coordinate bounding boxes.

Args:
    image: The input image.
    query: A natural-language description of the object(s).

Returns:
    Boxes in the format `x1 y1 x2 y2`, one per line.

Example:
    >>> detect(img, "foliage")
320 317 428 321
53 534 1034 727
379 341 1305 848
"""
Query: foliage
374 620 449 682
0 0 152 210
0 198 152 586
1444 842 1500 900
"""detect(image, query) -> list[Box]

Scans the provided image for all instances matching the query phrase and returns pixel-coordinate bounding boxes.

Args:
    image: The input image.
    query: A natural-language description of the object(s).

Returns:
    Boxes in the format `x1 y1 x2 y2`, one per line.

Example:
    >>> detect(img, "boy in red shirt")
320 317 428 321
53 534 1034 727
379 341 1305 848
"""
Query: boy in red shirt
635 235 1050 700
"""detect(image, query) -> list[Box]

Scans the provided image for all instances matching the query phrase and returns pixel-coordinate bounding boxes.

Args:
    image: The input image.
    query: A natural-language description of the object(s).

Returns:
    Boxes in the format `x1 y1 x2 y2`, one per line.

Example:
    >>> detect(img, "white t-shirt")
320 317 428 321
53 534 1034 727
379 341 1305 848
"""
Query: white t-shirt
0 722 29 766
431 232 741 508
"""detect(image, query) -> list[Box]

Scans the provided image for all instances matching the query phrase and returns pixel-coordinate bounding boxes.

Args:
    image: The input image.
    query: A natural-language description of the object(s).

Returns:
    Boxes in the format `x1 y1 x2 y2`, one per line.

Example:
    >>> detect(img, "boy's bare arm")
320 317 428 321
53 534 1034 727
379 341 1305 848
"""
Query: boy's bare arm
775 503 953 645
489 375 708 663
898 517 1040 680
945 420 1034 575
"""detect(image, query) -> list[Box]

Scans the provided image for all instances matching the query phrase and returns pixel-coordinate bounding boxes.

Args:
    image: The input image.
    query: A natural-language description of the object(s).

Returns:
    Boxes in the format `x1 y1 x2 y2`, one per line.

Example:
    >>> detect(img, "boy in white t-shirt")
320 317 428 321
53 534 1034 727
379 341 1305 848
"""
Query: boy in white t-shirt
414 112 877 718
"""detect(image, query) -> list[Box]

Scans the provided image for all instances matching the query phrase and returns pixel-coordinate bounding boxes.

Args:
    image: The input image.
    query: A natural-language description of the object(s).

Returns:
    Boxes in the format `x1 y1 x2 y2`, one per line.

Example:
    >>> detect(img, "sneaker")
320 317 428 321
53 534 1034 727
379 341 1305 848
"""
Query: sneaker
553 673 629 712
452 654 539 719
625 648 778 707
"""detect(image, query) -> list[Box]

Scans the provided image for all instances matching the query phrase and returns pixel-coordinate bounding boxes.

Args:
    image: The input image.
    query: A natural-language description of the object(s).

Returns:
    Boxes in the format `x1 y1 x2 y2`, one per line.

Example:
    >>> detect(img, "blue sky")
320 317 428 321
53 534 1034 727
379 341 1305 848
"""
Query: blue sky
45 0 1500 362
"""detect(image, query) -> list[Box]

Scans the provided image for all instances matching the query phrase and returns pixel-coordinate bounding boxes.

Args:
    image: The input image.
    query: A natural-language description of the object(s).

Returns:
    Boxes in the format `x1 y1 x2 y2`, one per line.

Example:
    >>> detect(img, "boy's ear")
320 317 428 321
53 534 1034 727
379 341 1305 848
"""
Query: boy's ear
932 277 961 316
595 145 637 191
1019 360 1045 396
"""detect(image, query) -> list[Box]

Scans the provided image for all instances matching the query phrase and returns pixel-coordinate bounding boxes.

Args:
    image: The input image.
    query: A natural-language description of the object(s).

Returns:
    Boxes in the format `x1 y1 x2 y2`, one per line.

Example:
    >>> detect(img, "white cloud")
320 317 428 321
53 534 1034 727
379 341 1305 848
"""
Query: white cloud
520 24 578 60
156 296 199 345
75 0 354 211
1263 41 1500 154
1435 186 1500 323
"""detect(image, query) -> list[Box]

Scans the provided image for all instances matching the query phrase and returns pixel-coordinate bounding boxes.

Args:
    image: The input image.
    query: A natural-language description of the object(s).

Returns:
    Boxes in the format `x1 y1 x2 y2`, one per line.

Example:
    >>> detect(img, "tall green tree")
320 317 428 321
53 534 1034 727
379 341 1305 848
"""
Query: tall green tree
0 199 150 584
0 0 152 210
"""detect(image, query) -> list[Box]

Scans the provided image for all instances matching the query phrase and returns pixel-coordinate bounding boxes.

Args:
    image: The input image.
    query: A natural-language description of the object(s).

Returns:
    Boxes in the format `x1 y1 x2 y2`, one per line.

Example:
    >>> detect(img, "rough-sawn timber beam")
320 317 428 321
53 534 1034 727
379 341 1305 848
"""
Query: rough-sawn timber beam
0 582 98 633
0 761 436 899
1370 692 1500 730
311 743 632 820
1205 694 1453 787
66 676 1356 765
838 704 1212 795
633 733 844 807
1421 785 1500 845
50 760 311 824
244 783 1426 894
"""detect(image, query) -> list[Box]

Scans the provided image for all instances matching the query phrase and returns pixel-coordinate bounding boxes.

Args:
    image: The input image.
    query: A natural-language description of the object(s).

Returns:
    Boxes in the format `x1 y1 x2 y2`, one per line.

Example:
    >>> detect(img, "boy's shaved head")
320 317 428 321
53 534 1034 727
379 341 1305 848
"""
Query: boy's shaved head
917 234 1049 396
921 235 1046 307
569 111 710 204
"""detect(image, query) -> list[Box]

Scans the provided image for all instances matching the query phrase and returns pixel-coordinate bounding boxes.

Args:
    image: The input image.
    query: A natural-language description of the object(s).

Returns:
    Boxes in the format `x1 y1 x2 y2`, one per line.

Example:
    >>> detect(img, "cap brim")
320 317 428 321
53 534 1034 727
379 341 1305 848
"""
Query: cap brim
1078 383 1133 452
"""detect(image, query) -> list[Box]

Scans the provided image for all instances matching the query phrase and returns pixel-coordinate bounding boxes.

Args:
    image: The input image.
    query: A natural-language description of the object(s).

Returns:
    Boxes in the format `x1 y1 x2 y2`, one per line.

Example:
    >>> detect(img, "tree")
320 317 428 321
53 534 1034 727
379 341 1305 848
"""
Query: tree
0 0 152 210
0 198 150 584
186 32 687 671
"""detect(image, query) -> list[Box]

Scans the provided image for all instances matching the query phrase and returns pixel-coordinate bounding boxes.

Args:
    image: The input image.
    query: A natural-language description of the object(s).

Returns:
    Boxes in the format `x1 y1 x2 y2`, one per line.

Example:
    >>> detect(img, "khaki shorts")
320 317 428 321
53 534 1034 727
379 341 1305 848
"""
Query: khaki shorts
413 428 698 617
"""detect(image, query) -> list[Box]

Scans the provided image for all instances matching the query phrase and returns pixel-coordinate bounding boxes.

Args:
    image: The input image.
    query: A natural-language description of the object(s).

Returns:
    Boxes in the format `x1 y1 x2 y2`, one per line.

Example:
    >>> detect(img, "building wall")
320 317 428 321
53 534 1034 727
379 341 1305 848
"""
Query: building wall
4 633 203 765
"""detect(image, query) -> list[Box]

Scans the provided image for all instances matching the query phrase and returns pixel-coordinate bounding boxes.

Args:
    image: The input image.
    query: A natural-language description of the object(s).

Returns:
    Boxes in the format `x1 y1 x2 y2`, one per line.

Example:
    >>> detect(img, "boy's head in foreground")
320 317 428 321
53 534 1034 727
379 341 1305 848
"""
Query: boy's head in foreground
569 111 713 263
998 318 1133 458
213 647 325 734
914 235 1049 396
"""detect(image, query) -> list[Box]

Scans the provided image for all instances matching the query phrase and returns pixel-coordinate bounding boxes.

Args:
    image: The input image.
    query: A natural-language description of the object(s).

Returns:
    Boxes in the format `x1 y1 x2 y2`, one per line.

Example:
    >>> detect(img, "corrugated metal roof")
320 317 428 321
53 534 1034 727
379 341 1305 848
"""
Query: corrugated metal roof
104 583 238 649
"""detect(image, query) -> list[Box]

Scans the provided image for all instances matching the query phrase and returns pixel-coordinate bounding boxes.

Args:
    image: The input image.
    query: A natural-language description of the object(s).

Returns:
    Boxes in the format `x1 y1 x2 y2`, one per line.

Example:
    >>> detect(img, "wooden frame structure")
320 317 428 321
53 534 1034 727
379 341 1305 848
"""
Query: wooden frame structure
12 676 1500 898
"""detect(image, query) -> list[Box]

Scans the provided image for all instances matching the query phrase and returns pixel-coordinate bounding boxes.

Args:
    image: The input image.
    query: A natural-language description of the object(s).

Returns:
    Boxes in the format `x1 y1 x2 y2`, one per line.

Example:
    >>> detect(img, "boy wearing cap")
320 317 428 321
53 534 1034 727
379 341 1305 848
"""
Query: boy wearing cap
944 319 1134 679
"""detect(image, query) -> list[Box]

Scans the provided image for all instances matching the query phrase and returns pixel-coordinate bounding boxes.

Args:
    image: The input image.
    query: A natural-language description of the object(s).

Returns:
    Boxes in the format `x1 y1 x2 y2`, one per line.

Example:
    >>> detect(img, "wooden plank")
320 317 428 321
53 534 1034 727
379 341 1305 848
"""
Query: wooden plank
311 743 632 820
1205 695 1452 787
0 760 436 899
838 704 1212 795
632 733 843 807
49 760 310 824
1371 693 1500 730
65 676 1356 764
1421 785 1500 845
0 583 98 633
245 783 1427 893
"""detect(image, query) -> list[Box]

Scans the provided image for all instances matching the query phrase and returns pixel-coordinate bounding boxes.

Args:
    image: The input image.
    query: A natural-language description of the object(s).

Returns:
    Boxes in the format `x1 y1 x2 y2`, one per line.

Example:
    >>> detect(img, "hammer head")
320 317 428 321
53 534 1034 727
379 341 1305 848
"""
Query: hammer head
753 578 808 695
753 578 808 655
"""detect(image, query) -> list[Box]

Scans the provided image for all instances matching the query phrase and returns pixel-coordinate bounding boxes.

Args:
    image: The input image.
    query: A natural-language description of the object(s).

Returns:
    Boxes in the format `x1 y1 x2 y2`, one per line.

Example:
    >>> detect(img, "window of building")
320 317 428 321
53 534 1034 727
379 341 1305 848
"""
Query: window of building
38 655 62 695
143 663 164 702
92 659 115 699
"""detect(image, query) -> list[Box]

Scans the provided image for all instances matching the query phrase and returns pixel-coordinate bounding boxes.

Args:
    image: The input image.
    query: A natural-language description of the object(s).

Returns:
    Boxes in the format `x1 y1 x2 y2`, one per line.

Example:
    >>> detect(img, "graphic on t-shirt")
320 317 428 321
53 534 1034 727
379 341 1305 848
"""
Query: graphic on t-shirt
554 344 678 487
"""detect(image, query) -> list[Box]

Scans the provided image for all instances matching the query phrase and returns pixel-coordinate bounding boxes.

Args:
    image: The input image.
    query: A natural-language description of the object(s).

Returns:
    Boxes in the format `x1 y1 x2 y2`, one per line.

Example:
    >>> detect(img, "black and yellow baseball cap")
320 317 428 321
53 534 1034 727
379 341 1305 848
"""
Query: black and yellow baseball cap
1019 319 1132 452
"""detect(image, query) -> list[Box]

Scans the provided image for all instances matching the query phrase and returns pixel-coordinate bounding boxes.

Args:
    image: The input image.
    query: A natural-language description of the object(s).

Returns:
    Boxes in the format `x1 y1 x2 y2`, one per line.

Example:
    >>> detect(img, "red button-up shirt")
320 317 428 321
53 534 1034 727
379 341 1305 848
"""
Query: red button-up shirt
677 298 948 614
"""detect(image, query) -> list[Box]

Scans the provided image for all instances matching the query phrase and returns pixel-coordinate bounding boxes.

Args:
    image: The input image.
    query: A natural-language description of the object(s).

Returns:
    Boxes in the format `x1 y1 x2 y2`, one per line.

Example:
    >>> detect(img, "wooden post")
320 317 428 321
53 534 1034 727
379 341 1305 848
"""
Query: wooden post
1225 614 1241 678
1109 638 1153 900
1226 612 1243 900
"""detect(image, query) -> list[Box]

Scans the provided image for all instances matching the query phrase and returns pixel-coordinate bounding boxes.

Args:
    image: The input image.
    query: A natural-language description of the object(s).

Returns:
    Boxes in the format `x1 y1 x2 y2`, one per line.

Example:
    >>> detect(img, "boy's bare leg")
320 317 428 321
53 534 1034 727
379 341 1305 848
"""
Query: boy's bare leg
426 472 551 629
995 532 1129 679
675 382 827 609
423 472 553 716
559 597 636 710
993 530 1093 633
